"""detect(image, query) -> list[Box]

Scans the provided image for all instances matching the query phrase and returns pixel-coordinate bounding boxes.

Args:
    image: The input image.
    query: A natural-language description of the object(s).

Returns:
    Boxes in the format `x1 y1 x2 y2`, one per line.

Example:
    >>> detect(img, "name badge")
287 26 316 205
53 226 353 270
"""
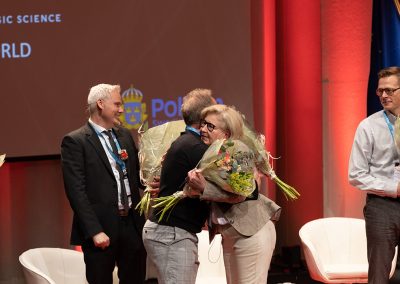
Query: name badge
123 178 131 196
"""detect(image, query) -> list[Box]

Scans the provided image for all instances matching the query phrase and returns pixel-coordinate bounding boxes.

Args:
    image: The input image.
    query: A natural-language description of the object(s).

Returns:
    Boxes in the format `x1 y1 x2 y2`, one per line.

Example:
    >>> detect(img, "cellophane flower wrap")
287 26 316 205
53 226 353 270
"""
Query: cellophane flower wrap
0 154 5 167
241 123 300 200
135 120 186 216
153 139 257 221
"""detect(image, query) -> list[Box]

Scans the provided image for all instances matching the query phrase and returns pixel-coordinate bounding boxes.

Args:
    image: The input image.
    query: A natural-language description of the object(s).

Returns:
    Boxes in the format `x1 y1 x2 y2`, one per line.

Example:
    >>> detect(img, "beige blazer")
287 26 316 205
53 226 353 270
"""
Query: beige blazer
200 182 281 240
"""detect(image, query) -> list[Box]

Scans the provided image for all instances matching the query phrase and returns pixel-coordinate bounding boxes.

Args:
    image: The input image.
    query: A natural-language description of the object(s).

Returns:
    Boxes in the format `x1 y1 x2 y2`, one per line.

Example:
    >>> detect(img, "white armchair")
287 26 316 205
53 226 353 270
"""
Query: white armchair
19 248 119 284
299 217 397 283
19 248 87 284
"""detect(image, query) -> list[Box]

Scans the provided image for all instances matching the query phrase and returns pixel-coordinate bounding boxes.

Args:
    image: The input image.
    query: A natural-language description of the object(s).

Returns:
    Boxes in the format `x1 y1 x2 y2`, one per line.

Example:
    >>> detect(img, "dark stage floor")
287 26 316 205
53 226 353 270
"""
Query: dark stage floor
145 247 400 284
268 249 400 284
268 265 400 284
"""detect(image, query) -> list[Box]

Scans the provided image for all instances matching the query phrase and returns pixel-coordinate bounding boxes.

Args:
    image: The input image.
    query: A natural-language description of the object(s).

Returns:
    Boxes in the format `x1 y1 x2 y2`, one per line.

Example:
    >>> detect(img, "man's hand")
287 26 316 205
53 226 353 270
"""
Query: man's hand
92 232 110 250
148 176 160 197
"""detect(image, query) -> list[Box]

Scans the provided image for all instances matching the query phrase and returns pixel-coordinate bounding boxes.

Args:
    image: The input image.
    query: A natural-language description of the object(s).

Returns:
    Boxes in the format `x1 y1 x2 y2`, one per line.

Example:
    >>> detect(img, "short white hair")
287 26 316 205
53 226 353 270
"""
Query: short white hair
87 84 120 114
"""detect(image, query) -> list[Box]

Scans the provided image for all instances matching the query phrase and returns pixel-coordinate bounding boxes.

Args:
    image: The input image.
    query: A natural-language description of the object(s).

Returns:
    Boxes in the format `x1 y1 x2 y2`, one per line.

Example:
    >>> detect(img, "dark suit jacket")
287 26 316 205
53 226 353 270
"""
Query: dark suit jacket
61 122 145 245
150 129 210 233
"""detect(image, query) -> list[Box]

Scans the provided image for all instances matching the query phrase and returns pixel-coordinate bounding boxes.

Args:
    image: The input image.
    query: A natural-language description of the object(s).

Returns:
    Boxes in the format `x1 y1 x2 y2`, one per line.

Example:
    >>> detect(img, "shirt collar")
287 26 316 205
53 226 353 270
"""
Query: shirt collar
88 118 108 134
384 110 398 123
185 125 200 136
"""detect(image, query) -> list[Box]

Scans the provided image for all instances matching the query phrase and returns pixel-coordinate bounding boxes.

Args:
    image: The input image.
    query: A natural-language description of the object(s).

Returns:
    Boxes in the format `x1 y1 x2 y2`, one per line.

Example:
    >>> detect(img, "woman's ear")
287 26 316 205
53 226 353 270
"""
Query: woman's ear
224 130 231 139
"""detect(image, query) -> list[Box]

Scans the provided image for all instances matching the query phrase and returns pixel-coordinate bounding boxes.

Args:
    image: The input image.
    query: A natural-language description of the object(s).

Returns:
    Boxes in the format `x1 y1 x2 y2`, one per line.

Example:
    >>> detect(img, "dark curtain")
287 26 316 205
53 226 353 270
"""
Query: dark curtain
368 0 400 115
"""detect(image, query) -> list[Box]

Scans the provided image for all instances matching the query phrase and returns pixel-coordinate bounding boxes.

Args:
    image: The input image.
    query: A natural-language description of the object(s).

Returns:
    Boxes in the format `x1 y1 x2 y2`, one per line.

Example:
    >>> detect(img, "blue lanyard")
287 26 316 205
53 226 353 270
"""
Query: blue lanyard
185 125 200 136
383 111 395 141
95 129 127 172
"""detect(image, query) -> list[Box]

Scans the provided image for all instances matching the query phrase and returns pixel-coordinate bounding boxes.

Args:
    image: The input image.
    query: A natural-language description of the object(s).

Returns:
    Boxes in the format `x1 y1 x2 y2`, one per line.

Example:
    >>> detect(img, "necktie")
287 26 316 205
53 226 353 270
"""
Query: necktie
104 130 130 213
105 130 119 156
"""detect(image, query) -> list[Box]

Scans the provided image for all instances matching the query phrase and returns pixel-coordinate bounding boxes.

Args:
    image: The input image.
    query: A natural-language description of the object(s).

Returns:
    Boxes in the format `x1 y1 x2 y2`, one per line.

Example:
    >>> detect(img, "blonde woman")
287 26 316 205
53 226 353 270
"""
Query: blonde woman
188 104 281 284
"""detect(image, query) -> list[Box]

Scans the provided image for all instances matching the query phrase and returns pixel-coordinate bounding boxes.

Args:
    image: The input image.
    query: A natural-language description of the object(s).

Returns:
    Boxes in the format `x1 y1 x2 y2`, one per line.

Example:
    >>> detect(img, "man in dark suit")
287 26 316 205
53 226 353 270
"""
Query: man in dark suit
61 84 146 284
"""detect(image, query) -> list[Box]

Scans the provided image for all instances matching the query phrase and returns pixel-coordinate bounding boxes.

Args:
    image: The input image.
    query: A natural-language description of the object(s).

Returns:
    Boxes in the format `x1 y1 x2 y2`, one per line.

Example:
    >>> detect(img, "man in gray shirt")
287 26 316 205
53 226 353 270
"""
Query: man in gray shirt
349 66 400 284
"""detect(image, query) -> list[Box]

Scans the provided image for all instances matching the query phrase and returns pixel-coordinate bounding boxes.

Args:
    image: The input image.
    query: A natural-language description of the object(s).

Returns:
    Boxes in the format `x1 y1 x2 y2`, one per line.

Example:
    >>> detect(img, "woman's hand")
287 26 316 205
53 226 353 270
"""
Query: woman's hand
187 169 206 193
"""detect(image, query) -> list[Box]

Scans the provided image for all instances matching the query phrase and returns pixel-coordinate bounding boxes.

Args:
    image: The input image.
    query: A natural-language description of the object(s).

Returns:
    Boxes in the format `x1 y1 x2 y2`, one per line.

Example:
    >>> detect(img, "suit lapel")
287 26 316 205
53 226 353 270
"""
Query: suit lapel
84 123 114 177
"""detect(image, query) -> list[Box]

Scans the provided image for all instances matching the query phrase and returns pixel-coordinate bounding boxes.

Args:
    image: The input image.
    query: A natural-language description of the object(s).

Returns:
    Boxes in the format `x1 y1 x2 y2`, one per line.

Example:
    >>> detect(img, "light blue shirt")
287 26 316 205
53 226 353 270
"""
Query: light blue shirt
349 110 400 197
88 118 132 208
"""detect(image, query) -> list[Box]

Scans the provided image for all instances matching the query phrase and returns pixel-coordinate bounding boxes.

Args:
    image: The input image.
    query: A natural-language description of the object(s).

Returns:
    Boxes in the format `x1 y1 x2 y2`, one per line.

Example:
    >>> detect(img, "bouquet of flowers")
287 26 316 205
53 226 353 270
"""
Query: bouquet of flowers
241 123 300 200
0 154 5 167
135 120 186 216
153 139 257 221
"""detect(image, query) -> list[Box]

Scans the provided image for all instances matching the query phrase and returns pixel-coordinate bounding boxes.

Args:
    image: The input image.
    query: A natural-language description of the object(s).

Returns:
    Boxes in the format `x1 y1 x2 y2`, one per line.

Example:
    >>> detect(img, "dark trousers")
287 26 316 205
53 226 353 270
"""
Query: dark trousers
82 210 146 284
364 194 399 284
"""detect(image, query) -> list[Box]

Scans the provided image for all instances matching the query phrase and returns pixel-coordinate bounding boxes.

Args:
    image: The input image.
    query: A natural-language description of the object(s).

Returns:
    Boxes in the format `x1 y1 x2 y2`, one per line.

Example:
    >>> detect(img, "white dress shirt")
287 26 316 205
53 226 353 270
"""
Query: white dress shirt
349 110 400 197
88 119 132 208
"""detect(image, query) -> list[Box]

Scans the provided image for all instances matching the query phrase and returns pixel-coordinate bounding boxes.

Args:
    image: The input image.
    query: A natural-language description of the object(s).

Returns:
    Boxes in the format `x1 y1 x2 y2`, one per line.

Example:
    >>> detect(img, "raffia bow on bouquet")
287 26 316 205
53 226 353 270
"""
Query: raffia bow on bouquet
241 123 300 200
153 139 258 221
135 120 186 216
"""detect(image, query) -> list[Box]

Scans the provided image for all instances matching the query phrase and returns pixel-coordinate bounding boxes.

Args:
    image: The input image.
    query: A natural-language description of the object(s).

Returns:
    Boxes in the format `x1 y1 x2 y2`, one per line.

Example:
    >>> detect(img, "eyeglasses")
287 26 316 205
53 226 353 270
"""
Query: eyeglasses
200 120 217 132
376 87 400 97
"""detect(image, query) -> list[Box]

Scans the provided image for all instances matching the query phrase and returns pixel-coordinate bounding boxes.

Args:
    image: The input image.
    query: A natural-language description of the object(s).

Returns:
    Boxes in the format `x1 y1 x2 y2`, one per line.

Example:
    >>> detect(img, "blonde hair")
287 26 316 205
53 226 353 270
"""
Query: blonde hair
201 104 244 139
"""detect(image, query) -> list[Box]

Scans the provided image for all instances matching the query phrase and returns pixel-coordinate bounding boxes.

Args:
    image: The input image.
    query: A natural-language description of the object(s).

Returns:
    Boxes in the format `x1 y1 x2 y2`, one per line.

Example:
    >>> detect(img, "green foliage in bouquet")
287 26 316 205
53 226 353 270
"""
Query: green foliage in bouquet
152 191 185 222
135 189 152 217
228 172 253 194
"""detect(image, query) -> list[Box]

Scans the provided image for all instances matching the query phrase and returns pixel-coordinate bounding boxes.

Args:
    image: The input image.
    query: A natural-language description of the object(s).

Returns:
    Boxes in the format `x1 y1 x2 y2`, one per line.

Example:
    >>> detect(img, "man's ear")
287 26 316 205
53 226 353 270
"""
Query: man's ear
97 99 104 110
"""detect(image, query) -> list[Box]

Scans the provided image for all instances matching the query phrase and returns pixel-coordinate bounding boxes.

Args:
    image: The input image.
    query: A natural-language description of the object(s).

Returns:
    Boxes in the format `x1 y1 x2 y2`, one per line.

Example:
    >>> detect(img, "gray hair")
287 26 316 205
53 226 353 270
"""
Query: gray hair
181 88 215 125
201 104 244 139
87 84 121 114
